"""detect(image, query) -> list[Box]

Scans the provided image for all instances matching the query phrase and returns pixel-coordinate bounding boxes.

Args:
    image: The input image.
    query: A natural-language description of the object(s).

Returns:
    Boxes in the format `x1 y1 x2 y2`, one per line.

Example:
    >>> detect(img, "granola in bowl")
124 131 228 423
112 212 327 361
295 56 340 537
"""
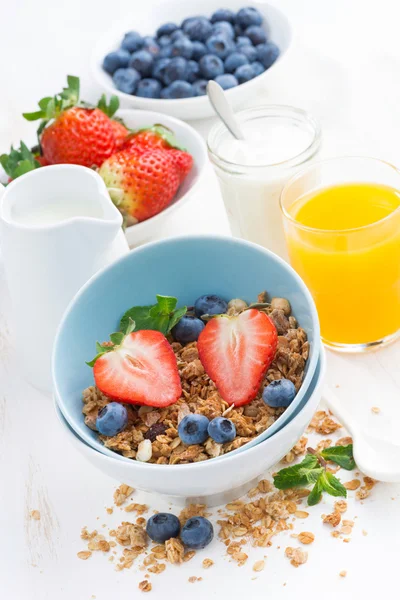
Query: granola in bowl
82 291 309 464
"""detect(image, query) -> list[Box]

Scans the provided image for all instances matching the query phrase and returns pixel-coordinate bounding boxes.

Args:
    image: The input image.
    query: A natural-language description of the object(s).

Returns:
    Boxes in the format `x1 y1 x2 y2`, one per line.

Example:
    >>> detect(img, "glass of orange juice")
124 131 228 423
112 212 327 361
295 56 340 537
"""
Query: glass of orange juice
280 157 400 351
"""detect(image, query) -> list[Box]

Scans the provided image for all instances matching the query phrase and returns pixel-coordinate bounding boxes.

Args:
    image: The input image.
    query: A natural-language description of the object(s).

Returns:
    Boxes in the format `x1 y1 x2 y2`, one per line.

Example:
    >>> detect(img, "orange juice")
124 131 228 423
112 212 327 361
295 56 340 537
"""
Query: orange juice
285 183 400 346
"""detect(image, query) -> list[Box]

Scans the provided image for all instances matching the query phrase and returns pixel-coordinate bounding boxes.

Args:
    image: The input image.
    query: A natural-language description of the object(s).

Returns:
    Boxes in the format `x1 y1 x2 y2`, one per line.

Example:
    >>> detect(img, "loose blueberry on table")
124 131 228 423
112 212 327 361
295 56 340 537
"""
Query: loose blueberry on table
146 513 181 543
83 291 309 464
102 7 280 98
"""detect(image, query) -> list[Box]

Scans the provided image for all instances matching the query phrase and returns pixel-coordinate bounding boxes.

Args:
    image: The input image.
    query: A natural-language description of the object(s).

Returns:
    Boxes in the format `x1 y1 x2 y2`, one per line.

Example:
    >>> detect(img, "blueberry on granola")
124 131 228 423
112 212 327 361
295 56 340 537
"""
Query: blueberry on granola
178 413 209 444
146 513 181 543
181 516 213 549
262 378 296 408
208 416 236 443
172 315 205 343
194 294 228 318
96 402 128 436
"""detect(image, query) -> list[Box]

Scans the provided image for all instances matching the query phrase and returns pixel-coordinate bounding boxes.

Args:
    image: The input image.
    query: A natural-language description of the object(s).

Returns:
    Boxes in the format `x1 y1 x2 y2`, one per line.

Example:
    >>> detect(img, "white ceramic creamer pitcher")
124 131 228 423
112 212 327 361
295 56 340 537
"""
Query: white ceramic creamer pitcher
0 165 129 392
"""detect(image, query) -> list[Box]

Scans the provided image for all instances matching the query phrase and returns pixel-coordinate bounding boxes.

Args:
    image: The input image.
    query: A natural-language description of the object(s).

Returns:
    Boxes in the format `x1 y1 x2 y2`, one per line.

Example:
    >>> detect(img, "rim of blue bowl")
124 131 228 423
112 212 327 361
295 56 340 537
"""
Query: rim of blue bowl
52 234 320 465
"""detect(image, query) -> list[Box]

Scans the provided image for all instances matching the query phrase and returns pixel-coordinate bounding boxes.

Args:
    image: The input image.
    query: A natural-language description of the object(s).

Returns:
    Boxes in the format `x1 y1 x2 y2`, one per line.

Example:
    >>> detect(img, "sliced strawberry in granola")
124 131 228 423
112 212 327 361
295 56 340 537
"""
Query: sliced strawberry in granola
93 330 182 407
197 309 278 406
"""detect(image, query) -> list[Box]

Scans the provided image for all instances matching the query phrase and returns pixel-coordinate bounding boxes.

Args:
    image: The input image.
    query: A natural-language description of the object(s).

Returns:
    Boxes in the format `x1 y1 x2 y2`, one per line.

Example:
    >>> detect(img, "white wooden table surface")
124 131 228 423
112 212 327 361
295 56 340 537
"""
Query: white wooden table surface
1 0 400 598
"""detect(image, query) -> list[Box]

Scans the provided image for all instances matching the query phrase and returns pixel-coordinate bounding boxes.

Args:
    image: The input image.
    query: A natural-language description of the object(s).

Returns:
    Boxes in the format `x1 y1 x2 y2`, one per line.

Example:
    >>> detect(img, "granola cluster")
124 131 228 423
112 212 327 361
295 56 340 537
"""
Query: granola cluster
82 300 309 464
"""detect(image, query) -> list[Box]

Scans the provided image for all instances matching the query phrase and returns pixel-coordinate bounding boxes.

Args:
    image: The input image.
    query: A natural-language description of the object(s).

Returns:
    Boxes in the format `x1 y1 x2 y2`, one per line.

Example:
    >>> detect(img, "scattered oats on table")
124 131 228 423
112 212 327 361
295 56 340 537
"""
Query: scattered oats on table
298 532 315 545
138 580 152 592
77 551 92 560
202 558 214 569
113 484 134 506
29 510 40 520
322 511 341 528
285 547 308 567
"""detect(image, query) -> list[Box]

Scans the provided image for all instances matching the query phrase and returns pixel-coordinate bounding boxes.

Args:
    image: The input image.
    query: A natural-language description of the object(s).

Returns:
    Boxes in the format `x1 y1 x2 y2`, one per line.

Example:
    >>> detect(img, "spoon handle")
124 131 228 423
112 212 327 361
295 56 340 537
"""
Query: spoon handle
207 81 246 140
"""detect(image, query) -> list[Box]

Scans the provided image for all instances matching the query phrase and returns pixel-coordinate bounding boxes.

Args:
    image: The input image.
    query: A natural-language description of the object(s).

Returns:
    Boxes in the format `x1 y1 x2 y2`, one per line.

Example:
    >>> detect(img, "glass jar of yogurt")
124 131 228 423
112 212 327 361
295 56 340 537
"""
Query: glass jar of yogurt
207 105 321 259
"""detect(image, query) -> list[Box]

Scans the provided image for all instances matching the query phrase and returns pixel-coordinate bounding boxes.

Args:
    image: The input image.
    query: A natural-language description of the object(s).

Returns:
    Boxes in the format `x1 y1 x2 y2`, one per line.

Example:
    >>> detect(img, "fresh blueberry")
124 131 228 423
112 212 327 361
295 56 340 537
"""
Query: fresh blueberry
181 517 214 549
96 402 128 436
208 417 236 443
235 63 256 83
194 294 228 317
256 42 280 69
159 45 173 58
252 60 265 76
172 315 205 343
102 49 131 75
236 35 252 48
135 78 162 98
164 56 188 84
224 52 249 73
262 379 297 408
240 45 258 62
210 8 236 24
198 54 224 79
129 50 154 77
171 36 193 59
191 41 207 61
234 23 244 36
235 7 263 29
206 34 234 59
152 57 171 82
146 513 181 543
158 35 171 47
178 414 210 445
142 36 160 57
212 21 235 39
170 29 186 42
192 79 208 96
215 74 238 89
121 31 143 53
162 80 194 99
186 60 200 83
112 68 141 94
245 25 267 45
156 22 178 37
183 16 213 42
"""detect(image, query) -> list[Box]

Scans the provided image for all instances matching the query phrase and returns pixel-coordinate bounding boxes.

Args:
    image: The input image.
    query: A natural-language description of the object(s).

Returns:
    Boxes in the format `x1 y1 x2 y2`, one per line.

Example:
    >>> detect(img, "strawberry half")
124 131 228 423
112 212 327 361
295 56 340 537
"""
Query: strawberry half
93 330 182 407
197 309 278 406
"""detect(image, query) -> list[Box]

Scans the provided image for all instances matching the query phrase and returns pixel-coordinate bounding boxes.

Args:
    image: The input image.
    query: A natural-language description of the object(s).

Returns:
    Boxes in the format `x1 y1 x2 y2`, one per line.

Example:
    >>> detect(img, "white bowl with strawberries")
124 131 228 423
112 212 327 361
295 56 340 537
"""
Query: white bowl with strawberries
0 76 206 247
53 236 323 500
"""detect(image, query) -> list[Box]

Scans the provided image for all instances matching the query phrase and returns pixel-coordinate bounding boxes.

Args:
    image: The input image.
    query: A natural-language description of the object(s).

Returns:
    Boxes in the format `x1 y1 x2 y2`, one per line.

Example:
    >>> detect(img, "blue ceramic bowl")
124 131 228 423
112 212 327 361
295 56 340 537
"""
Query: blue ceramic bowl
53 235 320 459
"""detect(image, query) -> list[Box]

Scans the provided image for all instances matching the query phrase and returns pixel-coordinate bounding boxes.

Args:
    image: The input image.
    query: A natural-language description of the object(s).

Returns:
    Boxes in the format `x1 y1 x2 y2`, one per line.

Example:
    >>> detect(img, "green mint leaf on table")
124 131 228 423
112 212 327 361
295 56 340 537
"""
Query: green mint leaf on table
320 444 356 470
273 455 323 490
119 296 187 335
307 475 324 506
0 141 41 180
274 444 354 505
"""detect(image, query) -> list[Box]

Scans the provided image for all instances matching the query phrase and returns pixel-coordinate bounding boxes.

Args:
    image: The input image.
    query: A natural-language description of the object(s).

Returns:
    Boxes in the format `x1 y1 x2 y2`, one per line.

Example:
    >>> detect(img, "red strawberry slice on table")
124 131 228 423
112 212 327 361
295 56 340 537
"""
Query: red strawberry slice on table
93 330 182 407
198 309 278 406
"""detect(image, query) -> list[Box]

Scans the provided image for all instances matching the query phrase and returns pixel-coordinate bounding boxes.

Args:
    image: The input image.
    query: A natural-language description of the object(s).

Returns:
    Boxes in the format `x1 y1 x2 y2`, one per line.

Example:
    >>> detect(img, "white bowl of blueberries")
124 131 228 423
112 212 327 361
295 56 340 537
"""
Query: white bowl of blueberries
92 0 292 120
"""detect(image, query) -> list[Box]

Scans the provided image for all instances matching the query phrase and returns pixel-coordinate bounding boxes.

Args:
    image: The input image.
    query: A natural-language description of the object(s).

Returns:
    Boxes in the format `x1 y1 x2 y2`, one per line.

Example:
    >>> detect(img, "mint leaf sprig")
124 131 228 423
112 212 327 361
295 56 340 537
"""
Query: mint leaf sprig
274 444 355 506
119 295 187 335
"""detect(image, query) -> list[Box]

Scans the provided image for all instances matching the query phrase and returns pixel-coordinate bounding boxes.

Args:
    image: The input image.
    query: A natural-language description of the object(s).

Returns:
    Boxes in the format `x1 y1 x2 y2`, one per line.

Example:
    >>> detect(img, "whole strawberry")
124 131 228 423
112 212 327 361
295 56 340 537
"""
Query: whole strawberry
110 120 129 150
121 125 193 184
99 148 181 222
23 77 121 169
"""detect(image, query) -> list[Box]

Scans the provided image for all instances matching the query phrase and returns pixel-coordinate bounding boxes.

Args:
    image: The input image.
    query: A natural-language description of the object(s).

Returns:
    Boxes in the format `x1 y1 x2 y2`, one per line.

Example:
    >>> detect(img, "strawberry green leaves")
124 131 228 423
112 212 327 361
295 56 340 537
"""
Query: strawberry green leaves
134 124 187 151
274 444 355 506
23 76 80 124
119 295 187 335
0 142 41 180
97 94 120 119
87 319 135 367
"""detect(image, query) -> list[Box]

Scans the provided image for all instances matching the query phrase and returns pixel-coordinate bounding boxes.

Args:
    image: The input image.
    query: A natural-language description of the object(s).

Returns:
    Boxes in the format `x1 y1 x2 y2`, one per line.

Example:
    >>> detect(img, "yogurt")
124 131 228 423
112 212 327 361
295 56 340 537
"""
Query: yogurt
208 106 321 259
